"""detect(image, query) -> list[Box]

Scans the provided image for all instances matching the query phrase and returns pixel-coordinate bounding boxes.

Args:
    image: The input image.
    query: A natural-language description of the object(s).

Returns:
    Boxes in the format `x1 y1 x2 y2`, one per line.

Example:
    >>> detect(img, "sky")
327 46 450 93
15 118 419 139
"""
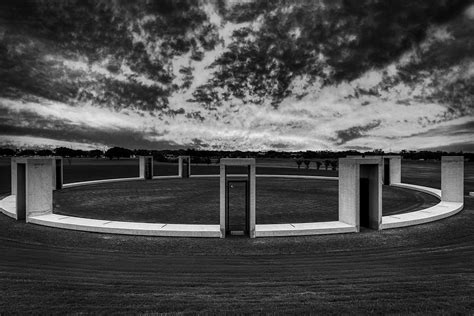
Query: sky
0 0 473 152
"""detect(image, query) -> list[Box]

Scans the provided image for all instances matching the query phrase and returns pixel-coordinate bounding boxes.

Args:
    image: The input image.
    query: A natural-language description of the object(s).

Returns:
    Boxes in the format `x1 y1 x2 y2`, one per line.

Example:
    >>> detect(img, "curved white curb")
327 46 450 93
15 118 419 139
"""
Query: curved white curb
381 183 463 229
189 174 337 180
27 214 221 238
0 195 17 220
63 177 143 189
0 176 464 237
63 176 182 189
255 221 357 237
390 183 441 199
381 201 463 229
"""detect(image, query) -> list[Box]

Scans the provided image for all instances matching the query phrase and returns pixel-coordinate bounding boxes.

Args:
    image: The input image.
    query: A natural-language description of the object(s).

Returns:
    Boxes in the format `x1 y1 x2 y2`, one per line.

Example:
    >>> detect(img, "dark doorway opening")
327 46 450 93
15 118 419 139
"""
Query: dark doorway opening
55 159 62 189
384 158 390 185
226 179 249 236
359 164 380 230
145 158 152 179
360 177 370 227
182 160 189 178
16 163 26 220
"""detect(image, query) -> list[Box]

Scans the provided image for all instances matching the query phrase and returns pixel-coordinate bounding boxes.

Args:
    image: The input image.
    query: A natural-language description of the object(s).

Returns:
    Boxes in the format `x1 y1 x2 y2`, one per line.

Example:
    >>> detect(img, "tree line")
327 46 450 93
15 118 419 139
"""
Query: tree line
0 147 472 162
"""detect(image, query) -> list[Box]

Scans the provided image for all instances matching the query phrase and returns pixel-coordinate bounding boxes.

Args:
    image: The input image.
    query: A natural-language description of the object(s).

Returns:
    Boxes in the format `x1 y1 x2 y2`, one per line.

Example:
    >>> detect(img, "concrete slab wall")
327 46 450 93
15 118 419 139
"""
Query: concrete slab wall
219 158 256 238
249 163 256 238
338 158 382 231
338 159 359 228
26 158 53 219
13 157 62 193
178 156 191 178
12 158 54 221
347 155 401 185
441 156 464 203
388 156 401 184
11 157 17 195
219 164 226 237
139 156 153 179
52 158 56 189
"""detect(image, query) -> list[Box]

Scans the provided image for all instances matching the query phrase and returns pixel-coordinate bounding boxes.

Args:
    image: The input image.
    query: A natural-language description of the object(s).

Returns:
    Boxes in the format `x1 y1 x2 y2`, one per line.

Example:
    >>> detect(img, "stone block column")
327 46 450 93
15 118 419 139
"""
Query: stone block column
11 157 17 195
338 157 382 231
219 158 256 238
388 156 401 184
178 156 191 178
441 156 464 203
219 163 226 238
15 158 54 221
139 156 154 179
338 158 359 228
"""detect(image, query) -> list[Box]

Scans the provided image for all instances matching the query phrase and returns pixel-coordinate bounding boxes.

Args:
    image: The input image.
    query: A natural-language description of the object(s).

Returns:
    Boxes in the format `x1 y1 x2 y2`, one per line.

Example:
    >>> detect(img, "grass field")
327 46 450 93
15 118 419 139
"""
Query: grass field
1 156 472 192
0 157 339 194
53 178 439 224
0 157 473 314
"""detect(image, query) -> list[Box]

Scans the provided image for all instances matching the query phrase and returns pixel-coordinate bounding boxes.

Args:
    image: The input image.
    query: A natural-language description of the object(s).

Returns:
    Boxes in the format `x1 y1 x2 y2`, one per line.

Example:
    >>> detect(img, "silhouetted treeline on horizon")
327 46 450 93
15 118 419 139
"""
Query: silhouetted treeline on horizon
0 147 472 162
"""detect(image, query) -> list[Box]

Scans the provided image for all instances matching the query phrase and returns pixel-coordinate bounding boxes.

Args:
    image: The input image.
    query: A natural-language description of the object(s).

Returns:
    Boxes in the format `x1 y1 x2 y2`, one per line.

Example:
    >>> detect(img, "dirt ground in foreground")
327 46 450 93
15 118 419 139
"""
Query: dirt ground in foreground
0 159 473 314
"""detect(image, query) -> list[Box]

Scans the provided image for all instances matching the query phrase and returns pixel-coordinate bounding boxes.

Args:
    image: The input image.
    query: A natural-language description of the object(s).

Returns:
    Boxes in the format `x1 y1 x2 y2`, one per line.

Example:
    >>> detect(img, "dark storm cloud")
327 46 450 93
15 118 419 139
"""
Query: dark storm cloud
406 120 474 138
0 0 473 151
0 108 178 149
335 120 382 145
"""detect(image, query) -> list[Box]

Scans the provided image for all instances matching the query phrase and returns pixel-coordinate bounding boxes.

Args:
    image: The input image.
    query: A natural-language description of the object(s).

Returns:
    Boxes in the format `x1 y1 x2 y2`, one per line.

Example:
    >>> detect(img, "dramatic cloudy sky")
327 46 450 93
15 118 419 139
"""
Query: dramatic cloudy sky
0 0 473 151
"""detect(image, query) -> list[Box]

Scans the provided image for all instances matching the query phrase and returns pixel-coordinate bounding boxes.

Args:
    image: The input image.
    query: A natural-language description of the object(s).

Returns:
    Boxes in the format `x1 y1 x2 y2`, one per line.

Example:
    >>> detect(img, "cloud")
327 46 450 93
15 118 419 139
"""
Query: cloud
342 117 474 151
335 121 382 145
0 135 103 150
465 4 474 19
0 0 473 152
1 53 473 152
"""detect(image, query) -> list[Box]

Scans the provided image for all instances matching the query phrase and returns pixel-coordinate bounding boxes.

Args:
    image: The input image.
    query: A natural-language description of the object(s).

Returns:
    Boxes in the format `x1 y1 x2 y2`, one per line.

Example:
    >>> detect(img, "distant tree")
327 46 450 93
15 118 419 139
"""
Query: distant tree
265 150 278 158
303 160 311 169
0 148 16 156
54 147 76 157
18 149 36 156
324 160 331 170
330 160 338 170
135 149 151 156
37 149 53 156
296 159 303 169
152 152 167 162
88 149 103 159
74 149 87 157
315 161 322 170
105 147 132 160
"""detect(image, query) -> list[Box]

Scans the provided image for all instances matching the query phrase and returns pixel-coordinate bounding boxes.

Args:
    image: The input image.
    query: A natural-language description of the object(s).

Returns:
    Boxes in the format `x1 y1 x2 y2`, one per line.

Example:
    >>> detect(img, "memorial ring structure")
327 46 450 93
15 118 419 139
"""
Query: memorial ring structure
0 156 465 238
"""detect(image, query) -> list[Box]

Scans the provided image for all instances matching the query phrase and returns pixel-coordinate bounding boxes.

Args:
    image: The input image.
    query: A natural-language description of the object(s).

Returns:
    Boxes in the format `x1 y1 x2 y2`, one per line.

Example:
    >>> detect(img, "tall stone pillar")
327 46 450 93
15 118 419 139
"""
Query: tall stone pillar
139 156 154 179
15 158 54 221
338 157 382 231
441 156 464 203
